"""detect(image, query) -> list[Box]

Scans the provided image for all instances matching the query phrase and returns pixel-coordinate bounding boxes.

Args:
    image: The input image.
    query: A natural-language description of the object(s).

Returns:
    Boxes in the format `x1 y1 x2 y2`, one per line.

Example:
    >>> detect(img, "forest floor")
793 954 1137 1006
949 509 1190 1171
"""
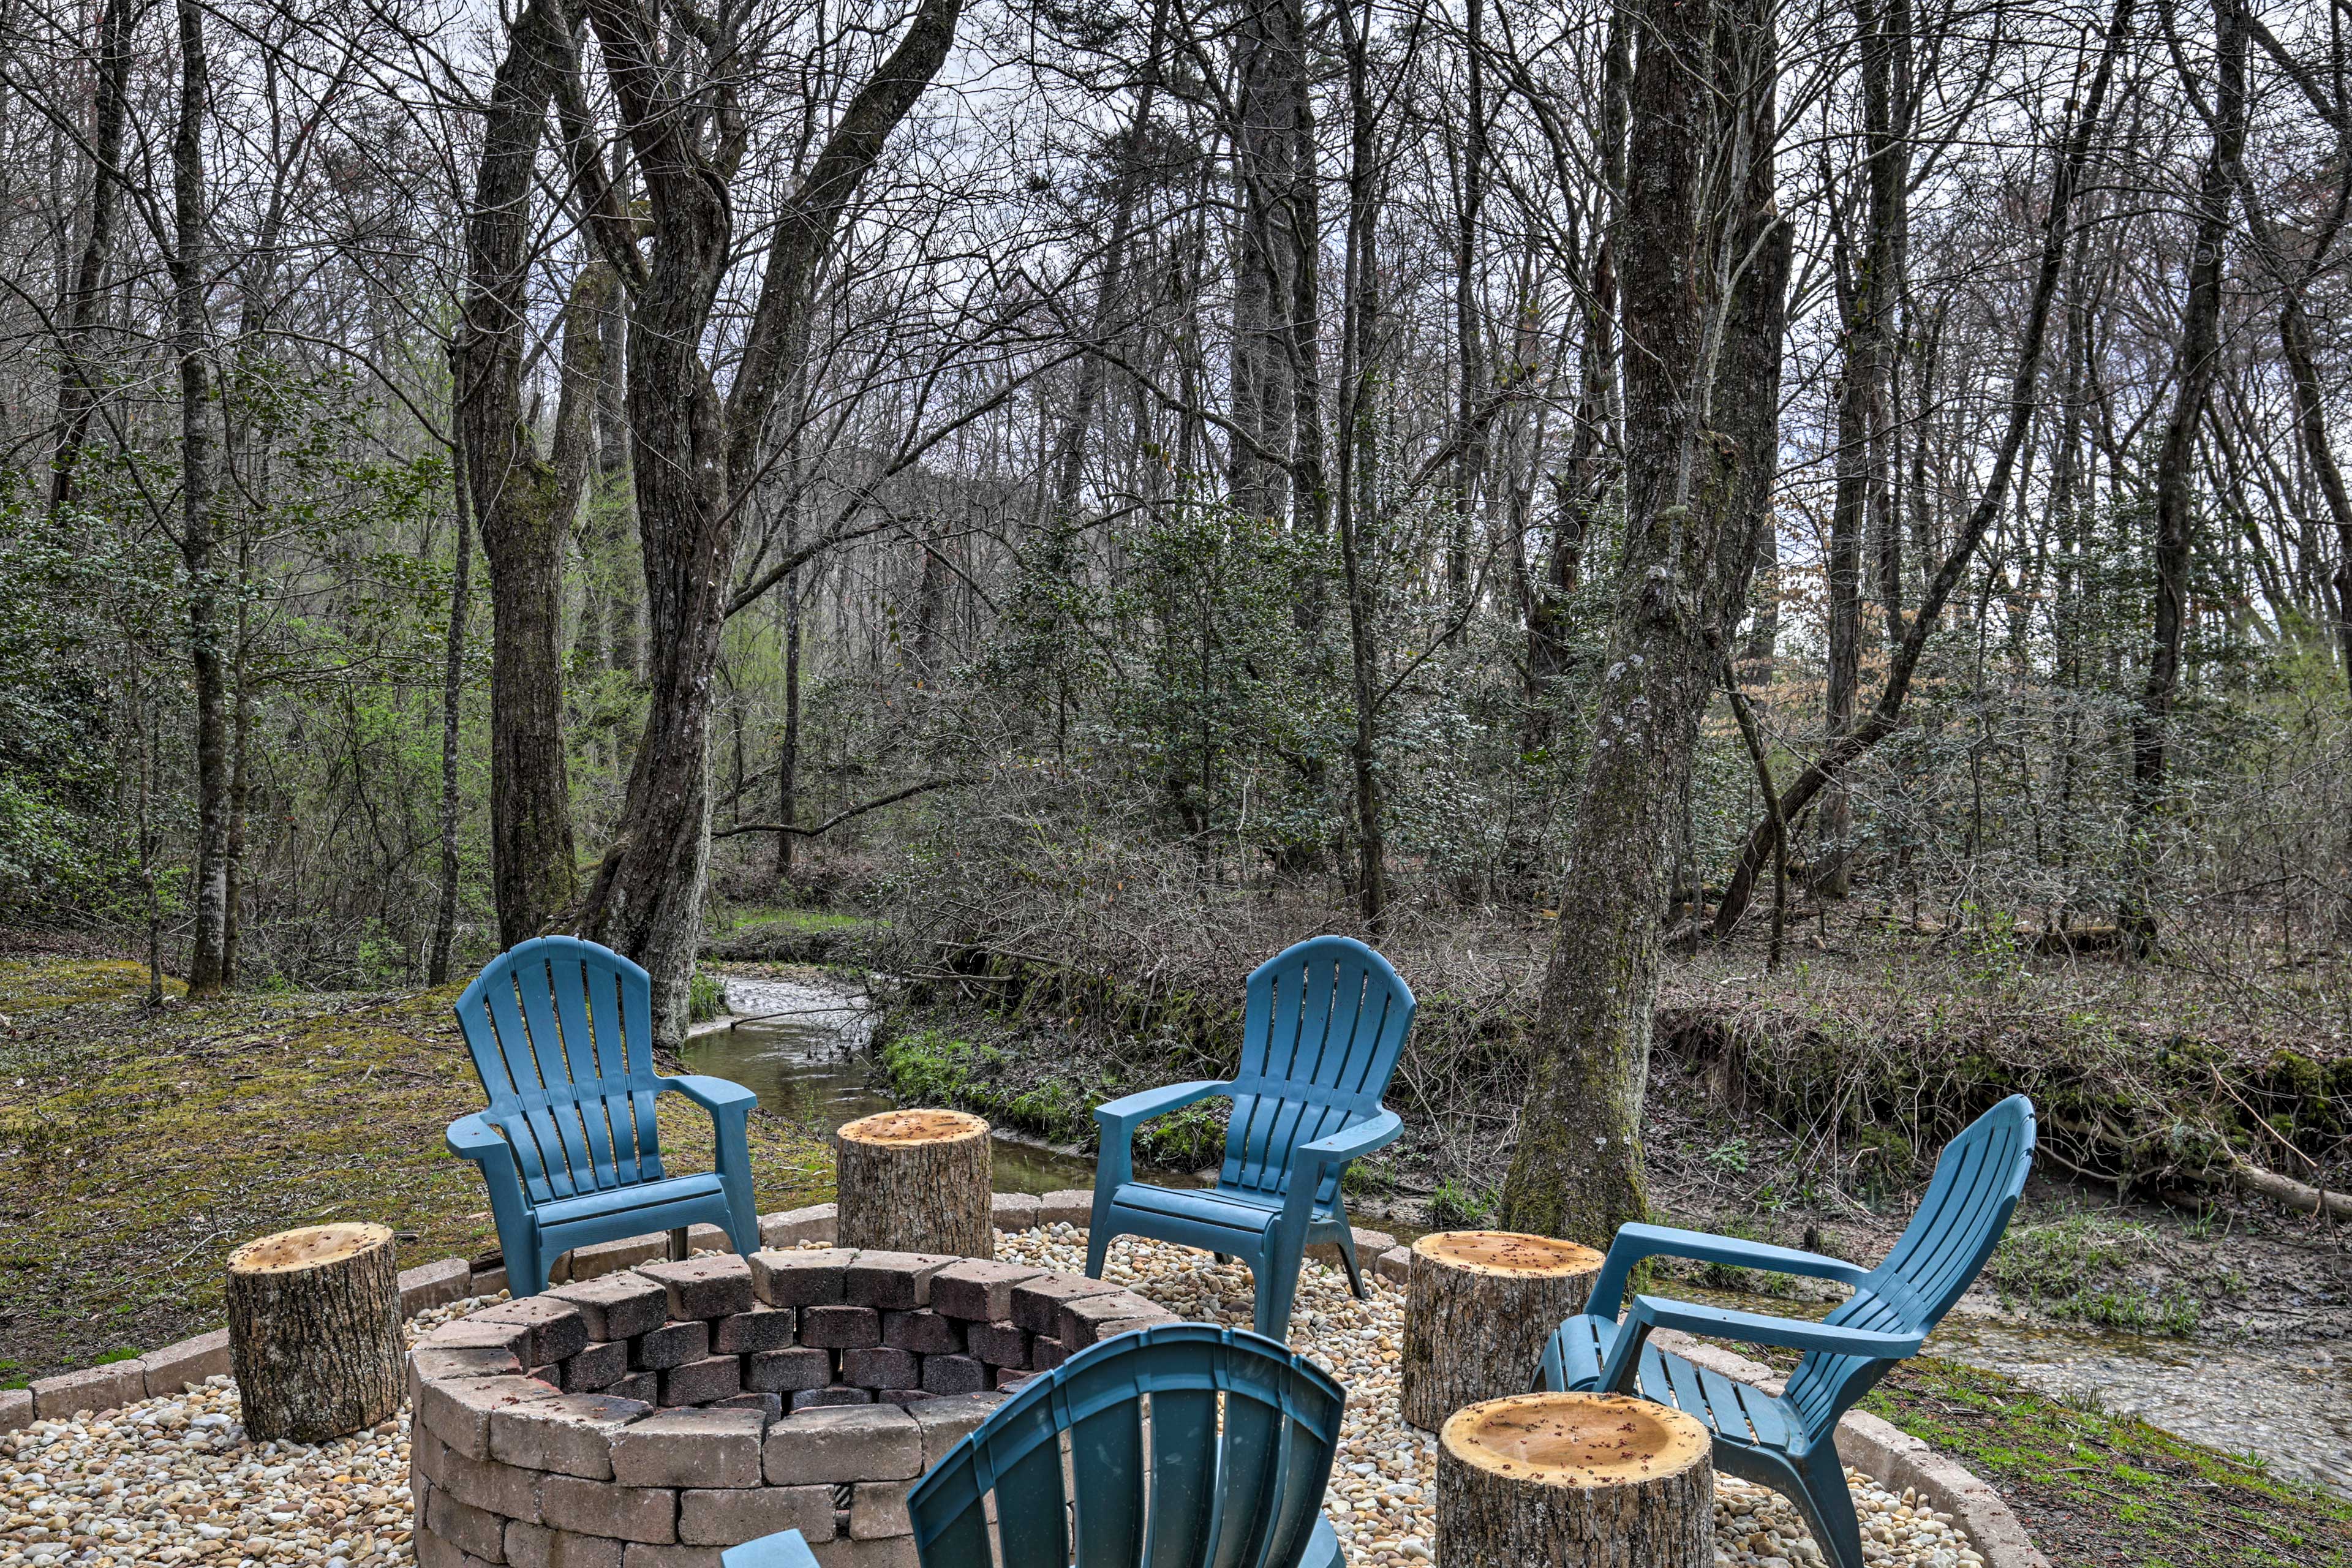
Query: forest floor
0 936 834 1387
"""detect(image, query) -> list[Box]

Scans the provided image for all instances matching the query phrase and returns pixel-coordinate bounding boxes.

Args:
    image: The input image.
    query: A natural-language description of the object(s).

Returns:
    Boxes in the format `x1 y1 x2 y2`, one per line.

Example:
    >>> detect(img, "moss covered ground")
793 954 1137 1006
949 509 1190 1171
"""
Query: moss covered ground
0 953 832 1385
1864 1357 2352 1567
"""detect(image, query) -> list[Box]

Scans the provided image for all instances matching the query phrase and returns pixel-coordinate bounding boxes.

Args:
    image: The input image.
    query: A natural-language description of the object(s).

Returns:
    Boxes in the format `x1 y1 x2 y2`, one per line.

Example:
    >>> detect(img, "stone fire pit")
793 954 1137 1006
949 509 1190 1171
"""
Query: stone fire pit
405 1248 1174 1568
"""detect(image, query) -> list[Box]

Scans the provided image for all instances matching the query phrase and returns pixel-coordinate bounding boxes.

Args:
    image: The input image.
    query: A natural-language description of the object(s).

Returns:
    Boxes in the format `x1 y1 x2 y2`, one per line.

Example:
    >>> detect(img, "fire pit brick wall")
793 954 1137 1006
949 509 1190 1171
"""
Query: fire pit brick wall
407 1250 1177 1568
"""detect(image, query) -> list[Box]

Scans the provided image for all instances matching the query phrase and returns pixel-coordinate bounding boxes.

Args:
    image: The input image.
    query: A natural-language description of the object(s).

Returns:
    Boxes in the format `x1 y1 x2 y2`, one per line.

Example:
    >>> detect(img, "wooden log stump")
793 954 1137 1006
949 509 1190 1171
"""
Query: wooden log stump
225 1223 405 1442
835 1108 993 1257
1401 1231 1604 1431
1436 1392 1713 1568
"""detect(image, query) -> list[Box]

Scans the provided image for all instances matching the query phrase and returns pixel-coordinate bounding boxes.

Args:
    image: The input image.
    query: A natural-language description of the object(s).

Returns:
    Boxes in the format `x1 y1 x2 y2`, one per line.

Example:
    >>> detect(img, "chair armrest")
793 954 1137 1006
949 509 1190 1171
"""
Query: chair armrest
1297 1108 1403 1170
1279 1109 1403 1233
720 1529 821 1568
1091 1080 1230 1193
1093 1079 1230 1129
1590 1221 1869 1315
1629 1294 1924 1359
665 1074 758 1117
446 1113 516 1169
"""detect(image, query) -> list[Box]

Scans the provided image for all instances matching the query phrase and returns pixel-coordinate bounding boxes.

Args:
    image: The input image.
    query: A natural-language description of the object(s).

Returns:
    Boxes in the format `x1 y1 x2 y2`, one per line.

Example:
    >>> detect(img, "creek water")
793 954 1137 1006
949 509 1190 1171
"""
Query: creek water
685 970 2352 1498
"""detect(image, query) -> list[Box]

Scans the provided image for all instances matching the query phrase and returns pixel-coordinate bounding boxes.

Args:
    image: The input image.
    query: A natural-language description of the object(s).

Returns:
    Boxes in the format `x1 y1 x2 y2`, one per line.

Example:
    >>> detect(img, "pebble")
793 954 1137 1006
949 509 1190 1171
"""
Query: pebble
1 1246 1983 1568
999 1229 1984 1568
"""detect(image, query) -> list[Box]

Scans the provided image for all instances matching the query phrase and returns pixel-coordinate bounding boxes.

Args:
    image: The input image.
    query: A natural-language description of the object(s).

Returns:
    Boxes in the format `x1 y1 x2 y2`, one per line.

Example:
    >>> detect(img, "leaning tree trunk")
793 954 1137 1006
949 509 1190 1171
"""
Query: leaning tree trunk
1436 1392 1713 1568
835 1109 993 1257
225 1224 406 1442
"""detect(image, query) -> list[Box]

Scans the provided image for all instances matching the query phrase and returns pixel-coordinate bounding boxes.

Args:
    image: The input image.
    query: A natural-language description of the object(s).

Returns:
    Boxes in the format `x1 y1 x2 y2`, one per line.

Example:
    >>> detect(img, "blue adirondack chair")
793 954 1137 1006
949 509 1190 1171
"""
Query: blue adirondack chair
721 1324 1346 1568
1537 1094 2037 1568
1086 935 1417 1340
447 935 761 1296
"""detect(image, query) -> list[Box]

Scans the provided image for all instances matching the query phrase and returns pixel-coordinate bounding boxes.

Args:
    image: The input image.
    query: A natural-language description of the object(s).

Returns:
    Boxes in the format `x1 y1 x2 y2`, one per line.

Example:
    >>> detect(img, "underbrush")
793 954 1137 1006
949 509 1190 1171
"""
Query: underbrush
1983 1213 2239 1334
866 848 2352 1219
875 1022 1231 1169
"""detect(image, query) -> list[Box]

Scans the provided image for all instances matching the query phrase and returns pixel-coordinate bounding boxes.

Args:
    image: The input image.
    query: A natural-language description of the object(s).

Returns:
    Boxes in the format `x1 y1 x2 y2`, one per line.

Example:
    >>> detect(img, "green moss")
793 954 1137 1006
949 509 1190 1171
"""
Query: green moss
0 956 833 1381
1864 1357 2352 1567
1427 1177 1489 1230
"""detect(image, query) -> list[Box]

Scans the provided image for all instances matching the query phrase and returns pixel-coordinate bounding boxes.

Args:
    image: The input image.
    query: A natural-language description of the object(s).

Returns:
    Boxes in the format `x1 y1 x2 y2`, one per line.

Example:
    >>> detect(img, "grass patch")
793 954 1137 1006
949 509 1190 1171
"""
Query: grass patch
722 908 870 935
0 954 833 1381
1985 1214 2227 1334
1865 1357 2352 1566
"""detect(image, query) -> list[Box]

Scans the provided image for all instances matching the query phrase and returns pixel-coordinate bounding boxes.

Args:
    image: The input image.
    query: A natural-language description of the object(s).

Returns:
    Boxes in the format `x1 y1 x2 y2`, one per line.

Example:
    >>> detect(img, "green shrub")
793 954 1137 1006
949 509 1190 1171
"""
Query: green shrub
687 971 727 1023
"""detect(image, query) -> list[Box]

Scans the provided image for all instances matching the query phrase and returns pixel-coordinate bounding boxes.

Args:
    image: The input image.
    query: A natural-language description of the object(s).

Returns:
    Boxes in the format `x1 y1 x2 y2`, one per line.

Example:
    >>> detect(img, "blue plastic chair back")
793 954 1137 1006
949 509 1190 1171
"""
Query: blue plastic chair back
451 935 667 1206
1781 1095 2037 1431
908 1323 1344 1568
1223 937 1415 1210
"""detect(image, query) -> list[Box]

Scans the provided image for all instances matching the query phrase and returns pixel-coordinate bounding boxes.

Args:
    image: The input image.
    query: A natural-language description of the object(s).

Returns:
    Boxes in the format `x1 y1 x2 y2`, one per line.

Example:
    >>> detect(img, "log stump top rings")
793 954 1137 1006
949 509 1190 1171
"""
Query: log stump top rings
1441 1391 1711 1488
838 1107 990 1147
227 1221 396 1275
1399 1231 1604 1431
1437 1392 1714 1568
1411 1229 1604 1277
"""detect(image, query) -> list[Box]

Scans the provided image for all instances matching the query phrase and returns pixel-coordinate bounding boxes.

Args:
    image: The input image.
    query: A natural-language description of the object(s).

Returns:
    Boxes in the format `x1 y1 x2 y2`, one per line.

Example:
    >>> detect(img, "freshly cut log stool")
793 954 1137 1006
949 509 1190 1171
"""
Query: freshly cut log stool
1436 1392 1713 1568
225 1222 405 1442
1401 1230 1603 1430
836 1107 993 1257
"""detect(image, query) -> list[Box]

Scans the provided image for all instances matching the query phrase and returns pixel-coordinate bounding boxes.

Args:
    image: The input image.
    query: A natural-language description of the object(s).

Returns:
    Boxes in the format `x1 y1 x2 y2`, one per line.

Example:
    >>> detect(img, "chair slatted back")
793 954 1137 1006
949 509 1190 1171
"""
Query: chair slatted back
908 1324 1344 1568
452 935 666 1205
1782 1095 2036 1433
1223 937 1415 1207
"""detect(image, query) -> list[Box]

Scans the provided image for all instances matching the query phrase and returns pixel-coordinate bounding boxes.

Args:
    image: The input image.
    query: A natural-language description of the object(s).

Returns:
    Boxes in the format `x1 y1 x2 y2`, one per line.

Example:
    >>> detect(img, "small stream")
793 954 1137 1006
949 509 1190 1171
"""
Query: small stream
685 970 2352 1498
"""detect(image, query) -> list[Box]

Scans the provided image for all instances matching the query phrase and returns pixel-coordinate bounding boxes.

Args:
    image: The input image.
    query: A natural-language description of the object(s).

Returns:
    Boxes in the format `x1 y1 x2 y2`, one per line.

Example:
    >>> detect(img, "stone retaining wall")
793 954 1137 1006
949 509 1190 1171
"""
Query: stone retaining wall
407 1245 1175 1568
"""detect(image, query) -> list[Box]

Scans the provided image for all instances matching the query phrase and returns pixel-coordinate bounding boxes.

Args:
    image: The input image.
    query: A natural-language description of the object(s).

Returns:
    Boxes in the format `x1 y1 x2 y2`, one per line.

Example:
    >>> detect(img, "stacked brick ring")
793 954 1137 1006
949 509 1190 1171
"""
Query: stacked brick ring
407 1247 1176 1568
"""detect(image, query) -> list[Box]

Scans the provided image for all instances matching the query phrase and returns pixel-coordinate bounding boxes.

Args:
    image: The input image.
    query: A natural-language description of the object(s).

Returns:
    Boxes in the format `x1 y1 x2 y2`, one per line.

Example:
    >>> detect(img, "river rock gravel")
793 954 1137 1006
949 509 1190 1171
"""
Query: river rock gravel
1 1240 1985 1568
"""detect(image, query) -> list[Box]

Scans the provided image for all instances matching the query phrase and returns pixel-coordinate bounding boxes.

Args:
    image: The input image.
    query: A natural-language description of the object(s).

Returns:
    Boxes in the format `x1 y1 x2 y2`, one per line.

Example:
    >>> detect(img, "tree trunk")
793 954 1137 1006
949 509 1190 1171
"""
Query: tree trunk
1333 0 1387 934
175 0 231 1000
775 568 802 883
453 0 587 950
225 1223 406 1443
575 0 963 1042
1400 1232 1600 1431
2122 0 2245 953
47 0 134 516
1498 0 1788 1245
1227 0 1311 522
222 542 252 986
429 422 477 987
835 1109 992 1258
1436 1393 1713 1568
1708 0 2137 939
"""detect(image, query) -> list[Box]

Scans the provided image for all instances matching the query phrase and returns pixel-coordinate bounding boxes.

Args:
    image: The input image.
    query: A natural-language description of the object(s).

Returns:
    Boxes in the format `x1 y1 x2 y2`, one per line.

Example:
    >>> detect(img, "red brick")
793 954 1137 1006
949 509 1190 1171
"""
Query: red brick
631 1320 710 1371
926 1260 1045 1324
657 1354 742 1408
712 1306 795 1355
749 1248 856 1308
635 1255 756 1321
799 1306 880 1349
550 1274 671 1343
1009 1274 1118 1336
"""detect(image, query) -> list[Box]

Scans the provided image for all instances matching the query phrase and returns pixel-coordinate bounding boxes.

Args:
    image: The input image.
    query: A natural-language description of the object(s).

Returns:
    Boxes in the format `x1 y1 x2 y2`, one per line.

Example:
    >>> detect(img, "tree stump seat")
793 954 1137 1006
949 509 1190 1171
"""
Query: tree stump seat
1436 1391 1714 1567
225 1222 406 1442
835 1107 993 1257
1400 1229 1603 1430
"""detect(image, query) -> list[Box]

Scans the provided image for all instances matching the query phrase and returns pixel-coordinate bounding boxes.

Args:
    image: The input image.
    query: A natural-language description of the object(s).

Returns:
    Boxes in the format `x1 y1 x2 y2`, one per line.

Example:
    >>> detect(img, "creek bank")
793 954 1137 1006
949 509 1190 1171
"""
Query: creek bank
810 955 2352 1499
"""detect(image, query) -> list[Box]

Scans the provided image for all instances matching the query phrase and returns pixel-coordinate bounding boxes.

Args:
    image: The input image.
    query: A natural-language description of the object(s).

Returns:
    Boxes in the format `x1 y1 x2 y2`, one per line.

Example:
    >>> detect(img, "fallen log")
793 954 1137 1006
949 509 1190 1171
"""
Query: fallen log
2226 1152 2352 1221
